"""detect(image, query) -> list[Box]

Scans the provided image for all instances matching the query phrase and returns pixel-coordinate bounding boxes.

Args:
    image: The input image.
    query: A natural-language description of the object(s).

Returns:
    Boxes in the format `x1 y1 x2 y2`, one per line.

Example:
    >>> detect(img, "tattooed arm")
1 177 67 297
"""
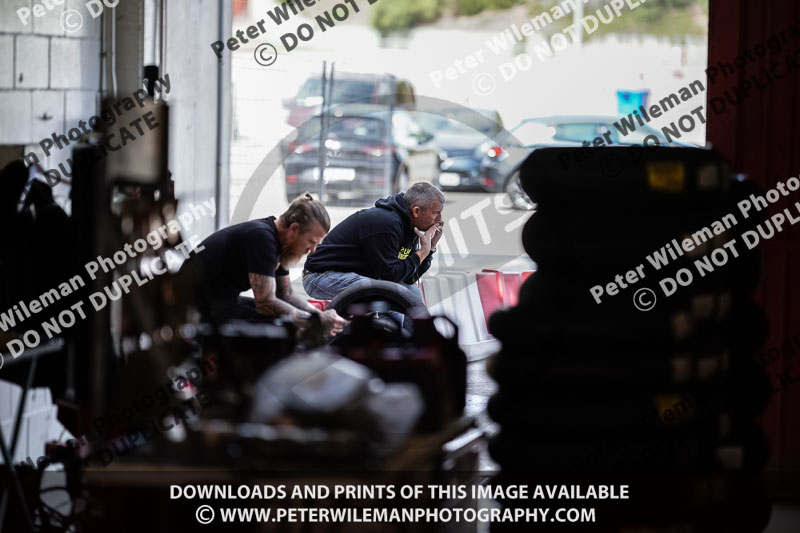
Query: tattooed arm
275 274 348 336
275 274 322 315
249 273 311 327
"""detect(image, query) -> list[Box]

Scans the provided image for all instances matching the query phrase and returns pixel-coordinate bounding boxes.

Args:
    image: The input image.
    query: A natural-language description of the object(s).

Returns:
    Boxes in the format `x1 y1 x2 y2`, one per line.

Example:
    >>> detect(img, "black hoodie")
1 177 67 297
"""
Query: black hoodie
303 193 434 284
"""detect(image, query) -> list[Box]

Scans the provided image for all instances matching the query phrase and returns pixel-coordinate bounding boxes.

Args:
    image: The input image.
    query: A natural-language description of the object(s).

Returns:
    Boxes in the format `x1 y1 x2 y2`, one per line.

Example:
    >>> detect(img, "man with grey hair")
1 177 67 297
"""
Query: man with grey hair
302 183 444 305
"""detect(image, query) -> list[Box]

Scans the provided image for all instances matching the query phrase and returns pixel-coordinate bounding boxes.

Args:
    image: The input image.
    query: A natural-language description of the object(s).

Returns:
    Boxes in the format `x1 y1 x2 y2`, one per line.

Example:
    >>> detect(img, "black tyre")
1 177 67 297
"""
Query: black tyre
486 390 698 431
328 279 427 317
486 306 705 352
490 350 730 395
520 146 729 202
516 270 751 324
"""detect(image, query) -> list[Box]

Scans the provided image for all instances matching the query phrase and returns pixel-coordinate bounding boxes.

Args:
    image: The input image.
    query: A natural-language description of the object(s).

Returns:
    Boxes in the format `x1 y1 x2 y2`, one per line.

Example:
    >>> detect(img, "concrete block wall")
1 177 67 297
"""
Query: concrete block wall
0 0 101 465
0 0 231 464
0 0 101 182
165 0 231 235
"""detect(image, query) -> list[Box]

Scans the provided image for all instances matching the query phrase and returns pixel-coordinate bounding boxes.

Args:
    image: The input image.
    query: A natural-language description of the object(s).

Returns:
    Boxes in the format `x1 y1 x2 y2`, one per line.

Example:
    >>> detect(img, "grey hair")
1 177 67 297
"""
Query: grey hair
404 183 444 209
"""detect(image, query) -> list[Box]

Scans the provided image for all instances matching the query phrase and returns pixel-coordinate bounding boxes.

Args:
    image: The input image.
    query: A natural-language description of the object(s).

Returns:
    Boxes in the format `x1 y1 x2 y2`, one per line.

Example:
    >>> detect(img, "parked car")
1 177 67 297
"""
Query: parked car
283 104 436 204
480 115 693 210
284 73 416 128
413 108 504 191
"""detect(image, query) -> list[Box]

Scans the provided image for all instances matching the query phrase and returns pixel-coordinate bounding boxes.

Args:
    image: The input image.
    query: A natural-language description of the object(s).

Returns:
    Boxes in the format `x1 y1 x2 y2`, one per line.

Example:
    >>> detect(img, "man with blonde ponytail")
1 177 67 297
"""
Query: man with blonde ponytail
186 193 346 336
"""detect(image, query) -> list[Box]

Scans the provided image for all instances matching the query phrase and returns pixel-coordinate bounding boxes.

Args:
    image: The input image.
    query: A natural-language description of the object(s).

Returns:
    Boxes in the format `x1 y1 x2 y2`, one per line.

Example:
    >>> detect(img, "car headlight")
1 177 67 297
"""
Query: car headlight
438 150 449 160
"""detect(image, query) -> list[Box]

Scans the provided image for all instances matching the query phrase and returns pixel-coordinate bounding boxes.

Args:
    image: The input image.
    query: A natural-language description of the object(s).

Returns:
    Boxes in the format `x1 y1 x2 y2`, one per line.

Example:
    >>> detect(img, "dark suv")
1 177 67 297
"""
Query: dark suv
284 73 416 128
283 104 436 204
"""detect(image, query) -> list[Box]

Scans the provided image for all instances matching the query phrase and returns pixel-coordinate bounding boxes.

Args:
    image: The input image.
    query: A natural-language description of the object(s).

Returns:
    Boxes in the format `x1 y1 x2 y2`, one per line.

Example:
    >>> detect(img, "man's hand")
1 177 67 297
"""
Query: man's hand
415 224 442 260
414 227 432 261
319 309 347 336
430 221 444 249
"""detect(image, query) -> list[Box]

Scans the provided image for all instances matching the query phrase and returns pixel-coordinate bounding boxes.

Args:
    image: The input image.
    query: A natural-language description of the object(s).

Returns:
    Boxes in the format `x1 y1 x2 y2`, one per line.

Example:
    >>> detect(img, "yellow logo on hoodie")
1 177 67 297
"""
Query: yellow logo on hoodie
398 247 411 259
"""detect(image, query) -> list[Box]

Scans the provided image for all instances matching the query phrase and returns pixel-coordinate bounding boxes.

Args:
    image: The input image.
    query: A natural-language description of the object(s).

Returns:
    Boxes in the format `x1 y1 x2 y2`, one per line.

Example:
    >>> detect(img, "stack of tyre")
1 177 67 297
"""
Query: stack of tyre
487 147 772 531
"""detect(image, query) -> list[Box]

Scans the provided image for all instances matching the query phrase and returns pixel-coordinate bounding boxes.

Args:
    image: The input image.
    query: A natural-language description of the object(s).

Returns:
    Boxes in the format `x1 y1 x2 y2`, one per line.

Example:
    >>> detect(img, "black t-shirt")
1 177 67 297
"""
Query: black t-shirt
188 216 288 306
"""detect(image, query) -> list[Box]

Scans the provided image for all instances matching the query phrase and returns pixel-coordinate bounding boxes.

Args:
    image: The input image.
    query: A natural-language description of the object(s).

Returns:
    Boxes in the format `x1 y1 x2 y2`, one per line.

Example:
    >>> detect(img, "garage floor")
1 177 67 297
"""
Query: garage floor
466 358 499 472
765 505 800 532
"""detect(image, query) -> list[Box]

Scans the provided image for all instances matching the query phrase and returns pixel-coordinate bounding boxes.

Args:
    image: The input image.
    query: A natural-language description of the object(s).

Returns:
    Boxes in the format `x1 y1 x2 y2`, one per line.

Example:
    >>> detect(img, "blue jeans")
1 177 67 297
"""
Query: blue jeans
303 271 423 330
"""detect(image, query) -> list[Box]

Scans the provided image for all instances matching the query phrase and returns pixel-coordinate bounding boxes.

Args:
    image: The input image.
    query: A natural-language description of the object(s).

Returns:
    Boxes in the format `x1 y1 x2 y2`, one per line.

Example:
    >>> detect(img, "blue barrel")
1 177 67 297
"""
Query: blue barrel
617 90 650 114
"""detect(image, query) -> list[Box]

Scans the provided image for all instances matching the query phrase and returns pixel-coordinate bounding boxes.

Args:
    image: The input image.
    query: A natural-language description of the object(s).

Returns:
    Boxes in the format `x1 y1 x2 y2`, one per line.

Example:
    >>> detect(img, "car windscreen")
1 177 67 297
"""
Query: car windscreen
297 79 377 105
415 113 488 136
505 121 559 147
552 122 670 145
508 120 669 147
416 110 498 136
295 115 387 142
329 116 386 138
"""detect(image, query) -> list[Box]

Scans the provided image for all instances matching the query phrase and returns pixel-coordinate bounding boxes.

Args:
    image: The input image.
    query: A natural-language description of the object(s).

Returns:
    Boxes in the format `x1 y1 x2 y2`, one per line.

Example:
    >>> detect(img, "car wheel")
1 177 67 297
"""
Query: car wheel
504 170 535 210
